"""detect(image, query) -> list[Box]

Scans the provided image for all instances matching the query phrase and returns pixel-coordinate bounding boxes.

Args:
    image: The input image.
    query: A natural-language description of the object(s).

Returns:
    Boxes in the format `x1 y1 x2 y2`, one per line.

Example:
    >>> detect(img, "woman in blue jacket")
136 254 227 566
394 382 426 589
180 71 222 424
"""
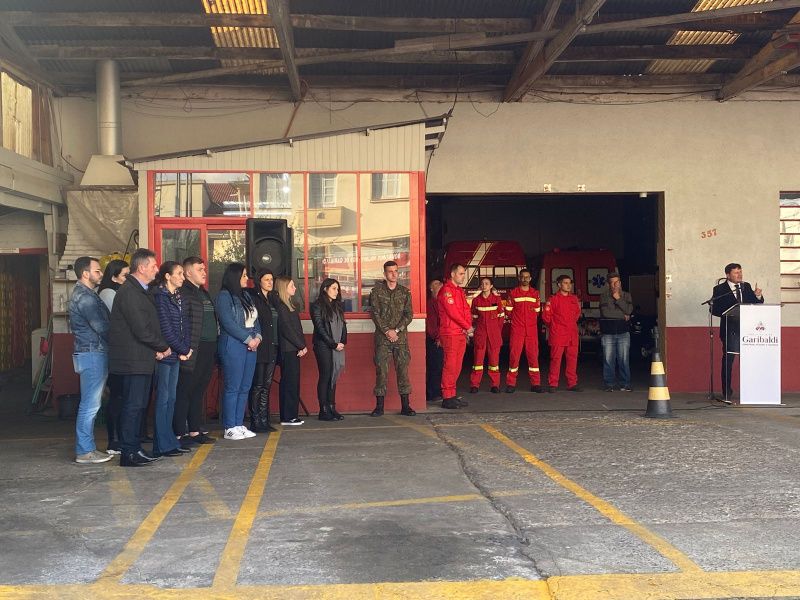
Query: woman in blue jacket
216 263 262 440
152 261 193 457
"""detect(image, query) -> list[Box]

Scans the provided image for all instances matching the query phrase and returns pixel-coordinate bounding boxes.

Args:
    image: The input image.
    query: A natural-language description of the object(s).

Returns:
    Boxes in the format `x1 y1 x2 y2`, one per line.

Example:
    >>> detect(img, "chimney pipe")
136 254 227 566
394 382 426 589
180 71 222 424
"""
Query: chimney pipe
96 60 121 156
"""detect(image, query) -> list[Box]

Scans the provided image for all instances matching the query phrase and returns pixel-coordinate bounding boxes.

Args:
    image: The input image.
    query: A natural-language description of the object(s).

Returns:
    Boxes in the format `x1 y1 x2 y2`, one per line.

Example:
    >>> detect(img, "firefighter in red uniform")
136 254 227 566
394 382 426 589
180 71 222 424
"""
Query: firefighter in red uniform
504 269 543 393
437 263 473 409
542 274 582 392
470 277 503 394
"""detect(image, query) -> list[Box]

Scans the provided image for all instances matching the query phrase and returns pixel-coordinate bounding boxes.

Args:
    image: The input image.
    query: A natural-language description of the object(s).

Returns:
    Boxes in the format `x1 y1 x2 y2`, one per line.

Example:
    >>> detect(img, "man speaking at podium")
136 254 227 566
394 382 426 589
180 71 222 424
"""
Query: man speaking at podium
711 263 763 400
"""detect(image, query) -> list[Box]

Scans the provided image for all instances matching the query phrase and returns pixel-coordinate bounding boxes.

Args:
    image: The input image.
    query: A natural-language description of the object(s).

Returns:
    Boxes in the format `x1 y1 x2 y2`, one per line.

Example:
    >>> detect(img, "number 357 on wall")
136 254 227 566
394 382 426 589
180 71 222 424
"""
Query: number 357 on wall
700 228 717 239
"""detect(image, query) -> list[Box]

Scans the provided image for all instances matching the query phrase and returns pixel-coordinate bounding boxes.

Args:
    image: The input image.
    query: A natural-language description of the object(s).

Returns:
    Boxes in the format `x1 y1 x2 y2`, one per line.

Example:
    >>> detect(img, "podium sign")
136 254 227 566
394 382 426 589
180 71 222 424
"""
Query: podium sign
739 304 781 405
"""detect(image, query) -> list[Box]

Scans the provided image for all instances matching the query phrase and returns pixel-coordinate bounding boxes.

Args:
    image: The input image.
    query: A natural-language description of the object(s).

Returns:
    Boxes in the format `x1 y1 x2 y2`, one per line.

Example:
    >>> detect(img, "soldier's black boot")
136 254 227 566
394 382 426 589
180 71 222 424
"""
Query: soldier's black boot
370 396 384 417
330 386 344 420
399 394 416 416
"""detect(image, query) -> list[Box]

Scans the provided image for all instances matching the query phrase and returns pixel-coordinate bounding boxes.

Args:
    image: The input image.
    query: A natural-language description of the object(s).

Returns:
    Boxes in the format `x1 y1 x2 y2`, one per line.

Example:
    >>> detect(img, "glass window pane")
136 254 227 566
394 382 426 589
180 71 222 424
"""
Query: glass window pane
160 229 200 264
307 174 358 311
155 172 251 217
780 221 800 234
780 248 800 261
309 173 339 209
207 229 246 294
371 173 407 202
359 174 411 311
587 268 609 296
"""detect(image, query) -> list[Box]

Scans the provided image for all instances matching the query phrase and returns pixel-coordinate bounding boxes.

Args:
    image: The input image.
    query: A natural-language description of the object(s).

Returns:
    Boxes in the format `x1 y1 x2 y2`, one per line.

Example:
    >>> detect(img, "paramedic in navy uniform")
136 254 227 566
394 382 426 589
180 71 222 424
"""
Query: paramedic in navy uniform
710 263 763 401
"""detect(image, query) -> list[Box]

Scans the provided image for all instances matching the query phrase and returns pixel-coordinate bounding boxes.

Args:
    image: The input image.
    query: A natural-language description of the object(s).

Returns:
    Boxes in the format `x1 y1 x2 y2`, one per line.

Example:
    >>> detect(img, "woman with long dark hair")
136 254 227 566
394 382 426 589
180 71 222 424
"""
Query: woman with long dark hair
216 263 261 440
246 268 279 433
98 259 129 454
311 278 347 421
275 276 306 426
152 261 192 457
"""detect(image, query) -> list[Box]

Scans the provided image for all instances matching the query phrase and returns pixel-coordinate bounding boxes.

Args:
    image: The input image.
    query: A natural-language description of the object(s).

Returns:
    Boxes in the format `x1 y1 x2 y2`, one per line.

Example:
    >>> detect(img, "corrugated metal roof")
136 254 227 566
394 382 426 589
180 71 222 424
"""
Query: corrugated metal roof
648 0 773 74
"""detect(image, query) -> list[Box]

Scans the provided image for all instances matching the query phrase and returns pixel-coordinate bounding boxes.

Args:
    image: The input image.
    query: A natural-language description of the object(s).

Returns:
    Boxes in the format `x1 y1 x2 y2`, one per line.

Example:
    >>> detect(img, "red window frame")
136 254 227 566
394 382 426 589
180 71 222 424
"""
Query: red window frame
148 170 426 319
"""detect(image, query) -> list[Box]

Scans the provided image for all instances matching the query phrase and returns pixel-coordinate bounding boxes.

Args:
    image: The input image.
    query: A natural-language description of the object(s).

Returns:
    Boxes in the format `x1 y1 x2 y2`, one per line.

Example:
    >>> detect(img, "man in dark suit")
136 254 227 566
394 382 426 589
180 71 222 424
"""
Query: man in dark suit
710 263 764 401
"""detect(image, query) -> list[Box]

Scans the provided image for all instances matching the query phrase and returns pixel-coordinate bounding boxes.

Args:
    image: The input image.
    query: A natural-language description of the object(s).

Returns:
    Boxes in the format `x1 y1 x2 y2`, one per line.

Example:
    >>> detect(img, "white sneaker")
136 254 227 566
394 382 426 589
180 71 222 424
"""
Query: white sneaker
224 428 245 440
240 426 256 438
280 418 304 426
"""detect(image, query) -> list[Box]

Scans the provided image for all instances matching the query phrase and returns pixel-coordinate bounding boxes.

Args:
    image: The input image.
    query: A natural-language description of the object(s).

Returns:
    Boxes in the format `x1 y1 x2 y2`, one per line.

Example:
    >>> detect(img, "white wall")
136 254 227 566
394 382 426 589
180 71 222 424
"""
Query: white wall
54 90 800 327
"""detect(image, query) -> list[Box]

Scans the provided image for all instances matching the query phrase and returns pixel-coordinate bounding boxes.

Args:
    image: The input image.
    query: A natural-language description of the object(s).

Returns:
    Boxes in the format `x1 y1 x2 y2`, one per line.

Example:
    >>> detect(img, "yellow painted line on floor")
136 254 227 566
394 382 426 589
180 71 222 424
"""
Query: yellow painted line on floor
96 444 213 583
212 430 281 590
289 424 407 432
4 570 800 599
257 489 533 518
481 423 703 573
546 569 800 599
383 414 439 439
192 475 234 520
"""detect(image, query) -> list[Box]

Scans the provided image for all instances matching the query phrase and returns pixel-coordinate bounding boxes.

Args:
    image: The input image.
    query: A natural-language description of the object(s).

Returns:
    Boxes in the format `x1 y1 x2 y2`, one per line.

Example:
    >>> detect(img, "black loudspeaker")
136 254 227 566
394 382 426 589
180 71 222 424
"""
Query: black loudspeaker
245 218 292 278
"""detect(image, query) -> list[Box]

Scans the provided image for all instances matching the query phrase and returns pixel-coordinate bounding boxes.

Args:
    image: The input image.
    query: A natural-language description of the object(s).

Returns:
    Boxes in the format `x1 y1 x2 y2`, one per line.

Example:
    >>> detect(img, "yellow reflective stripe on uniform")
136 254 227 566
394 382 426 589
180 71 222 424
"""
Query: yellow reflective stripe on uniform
534 308 541 312
514 297 538 302
528 367 540 372
476 306 498 311
472 365 484 371
509 367 519 373
488 366 500 371
505 306 514 311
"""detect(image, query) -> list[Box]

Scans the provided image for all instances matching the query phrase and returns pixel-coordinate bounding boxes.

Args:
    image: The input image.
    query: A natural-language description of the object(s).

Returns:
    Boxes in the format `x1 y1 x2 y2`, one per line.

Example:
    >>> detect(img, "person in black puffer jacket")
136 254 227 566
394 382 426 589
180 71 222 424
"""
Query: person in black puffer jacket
310 278 347 421
246 268 279 432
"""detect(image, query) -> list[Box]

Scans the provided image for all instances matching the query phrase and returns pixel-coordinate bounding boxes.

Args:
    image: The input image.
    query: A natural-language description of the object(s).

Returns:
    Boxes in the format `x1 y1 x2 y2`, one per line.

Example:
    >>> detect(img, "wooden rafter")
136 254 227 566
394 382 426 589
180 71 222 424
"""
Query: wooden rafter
504 0 607 102
718 10 800 101
28 44 759 63
718 48 800 100
0 11 789 34
267 0 302 101
505 0 563 102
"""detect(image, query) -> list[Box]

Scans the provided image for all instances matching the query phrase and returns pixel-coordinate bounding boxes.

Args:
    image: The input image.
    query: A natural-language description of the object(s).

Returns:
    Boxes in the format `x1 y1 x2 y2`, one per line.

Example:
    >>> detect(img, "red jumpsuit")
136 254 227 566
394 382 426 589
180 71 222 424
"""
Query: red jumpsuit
542 292 582 388
437 281 472 400
470 293 504 388
505 286 542 387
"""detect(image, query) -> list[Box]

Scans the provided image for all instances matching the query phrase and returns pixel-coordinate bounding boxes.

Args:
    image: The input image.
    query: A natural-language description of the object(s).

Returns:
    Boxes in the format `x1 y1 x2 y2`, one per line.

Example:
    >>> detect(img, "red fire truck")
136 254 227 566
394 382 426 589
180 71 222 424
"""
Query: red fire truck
440 240 527 341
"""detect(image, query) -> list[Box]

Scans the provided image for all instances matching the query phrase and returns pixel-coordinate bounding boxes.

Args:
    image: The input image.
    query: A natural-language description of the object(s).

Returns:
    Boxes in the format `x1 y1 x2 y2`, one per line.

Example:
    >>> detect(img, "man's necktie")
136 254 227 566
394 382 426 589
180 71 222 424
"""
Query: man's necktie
735 284 742 303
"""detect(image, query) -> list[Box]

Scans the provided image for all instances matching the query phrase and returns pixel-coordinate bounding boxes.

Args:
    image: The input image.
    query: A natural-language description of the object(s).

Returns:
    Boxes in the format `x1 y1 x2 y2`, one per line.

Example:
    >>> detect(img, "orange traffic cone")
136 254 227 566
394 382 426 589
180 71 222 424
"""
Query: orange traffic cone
645 349 673 419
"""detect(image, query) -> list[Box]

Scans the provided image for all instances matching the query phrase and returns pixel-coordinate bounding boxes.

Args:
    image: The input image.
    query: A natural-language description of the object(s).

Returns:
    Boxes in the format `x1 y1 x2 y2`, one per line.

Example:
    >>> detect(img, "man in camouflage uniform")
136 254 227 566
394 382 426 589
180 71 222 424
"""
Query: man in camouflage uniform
369 260 415 417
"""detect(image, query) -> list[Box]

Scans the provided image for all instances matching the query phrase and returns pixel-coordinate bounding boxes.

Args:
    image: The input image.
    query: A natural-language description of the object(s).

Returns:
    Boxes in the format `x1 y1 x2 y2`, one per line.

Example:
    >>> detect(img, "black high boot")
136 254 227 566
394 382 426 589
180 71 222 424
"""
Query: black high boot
258 387 276 432
318 403 335 421
248 387 263 431
330 386 344 420
370 396 384 417
399 394 416 416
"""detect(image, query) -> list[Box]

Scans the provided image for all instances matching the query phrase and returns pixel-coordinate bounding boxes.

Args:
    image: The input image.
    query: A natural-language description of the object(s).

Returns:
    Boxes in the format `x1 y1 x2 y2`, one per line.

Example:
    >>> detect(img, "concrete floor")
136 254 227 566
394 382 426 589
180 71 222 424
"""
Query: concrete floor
1 365 800 599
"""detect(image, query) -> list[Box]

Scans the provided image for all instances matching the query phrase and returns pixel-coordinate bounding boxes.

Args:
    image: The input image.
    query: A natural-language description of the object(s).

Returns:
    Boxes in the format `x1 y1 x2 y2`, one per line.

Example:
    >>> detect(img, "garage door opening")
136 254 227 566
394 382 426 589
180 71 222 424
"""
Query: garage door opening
426 192 662 392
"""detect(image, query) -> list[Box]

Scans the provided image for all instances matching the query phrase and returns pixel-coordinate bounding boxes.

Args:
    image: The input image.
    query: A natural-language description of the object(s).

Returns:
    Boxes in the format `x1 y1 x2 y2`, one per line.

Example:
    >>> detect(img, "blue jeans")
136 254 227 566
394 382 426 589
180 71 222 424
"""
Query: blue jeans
154 361 181 454
219 335 257 429
73 351 108 455
602 332 631 387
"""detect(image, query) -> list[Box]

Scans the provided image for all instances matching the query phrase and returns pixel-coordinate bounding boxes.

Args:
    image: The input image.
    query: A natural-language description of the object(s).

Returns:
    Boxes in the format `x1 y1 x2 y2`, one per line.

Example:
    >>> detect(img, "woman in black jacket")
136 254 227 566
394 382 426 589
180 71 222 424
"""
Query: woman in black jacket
311 278 347 421
274 275 307 426
247 268 279 432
